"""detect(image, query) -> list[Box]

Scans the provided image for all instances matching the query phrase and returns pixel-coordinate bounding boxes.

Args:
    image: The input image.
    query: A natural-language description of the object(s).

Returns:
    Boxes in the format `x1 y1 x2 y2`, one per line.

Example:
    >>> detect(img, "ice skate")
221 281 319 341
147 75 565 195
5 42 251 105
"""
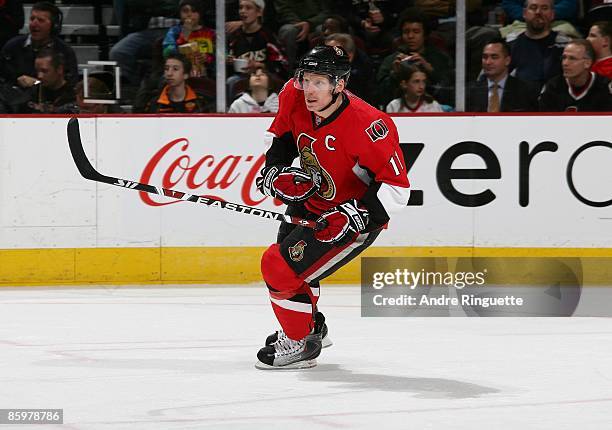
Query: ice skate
265 311 332 348
255 330 322 370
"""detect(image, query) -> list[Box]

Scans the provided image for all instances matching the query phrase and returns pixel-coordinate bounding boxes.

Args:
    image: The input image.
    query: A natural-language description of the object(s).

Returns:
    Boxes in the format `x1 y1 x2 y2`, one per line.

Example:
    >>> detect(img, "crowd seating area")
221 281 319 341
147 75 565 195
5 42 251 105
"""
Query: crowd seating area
0 0 610 114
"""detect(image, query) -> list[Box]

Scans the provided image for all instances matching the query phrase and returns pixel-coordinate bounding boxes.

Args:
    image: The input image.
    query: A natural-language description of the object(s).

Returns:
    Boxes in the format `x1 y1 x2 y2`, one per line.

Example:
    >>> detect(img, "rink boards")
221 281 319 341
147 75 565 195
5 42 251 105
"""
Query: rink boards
0 114 611 285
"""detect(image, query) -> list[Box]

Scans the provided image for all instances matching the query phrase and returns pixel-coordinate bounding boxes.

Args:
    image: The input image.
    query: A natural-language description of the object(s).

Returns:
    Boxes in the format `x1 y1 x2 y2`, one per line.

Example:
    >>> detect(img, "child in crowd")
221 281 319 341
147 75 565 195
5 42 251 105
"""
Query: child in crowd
147 53 208 113
386 62 443 113
162 0 215 77
228 67 278 113
227 0 287 100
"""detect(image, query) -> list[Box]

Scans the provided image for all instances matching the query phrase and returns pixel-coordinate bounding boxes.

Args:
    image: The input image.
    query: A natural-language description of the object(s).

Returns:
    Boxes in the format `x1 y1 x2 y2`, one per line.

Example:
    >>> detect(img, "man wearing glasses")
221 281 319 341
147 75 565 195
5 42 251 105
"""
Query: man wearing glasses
539 39 612 111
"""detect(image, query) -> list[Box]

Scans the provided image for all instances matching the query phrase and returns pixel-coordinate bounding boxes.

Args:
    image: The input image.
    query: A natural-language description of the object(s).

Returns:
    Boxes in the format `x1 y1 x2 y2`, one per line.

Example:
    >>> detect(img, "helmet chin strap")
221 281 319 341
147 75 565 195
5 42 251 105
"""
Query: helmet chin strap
316 88 341 114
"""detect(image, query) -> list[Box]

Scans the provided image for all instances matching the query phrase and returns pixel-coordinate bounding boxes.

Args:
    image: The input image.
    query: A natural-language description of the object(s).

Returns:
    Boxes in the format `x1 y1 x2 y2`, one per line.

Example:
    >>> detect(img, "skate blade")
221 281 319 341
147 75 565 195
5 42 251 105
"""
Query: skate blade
255 359 317 370
322 337 333 348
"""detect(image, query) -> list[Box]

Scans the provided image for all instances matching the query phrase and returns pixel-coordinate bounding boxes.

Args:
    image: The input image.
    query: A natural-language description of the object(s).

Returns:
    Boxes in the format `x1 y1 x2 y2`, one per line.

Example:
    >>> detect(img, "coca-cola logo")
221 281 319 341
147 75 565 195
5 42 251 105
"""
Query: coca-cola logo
138 137 283 207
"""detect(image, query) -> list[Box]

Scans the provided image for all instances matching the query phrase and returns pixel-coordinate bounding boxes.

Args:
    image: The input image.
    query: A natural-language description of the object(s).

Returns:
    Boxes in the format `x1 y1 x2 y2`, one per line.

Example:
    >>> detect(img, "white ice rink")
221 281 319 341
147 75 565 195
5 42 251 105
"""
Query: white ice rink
0 285 611 430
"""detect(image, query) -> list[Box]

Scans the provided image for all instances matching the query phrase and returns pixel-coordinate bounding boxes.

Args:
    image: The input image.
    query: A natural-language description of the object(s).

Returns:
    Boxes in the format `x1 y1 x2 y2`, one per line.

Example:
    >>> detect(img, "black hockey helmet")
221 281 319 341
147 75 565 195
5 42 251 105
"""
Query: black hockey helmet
294 45 351 87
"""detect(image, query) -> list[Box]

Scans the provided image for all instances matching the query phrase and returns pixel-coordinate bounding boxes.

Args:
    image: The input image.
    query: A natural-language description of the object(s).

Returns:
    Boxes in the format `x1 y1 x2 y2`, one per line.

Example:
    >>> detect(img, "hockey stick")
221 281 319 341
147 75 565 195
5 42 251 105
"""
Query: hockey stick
66 117 326 230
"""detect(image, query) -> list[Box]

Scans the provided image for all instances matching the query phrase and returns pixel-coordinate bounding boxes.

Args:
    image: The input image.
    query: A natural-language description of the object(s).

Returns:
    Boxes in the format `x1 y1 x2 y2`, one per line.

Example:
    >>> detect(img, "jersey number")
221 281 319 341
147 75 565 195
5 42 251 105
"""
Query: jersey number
389 151 404 176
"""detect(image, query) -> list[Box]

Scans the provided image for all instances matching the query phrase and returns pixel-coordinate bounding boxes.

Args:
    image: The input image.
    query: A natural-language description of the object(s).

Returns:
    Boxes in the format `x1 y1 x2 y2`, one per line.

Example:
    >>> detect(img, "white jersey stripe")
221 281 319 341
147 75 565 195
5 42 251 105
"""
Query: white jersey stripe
270 297 312 314
304 233 368 283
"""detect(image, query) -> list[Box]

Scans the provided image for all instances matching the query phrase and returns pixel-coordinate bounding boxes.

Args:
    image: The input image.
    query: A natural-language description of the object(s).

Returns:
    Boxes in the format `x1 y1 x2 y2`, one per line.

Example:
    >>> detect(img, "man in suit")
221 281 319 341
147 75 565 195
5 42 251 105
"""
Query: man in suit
467 38 538 112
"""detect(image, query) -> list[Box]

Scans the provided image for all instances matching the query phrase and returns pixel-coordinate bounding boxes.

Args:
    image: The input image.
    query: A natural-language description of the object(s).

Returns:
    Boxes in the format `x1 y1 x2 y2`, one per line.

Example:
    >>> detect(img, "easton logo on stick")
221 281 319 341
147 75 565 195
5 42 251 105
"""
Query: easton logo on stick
67 117 318 231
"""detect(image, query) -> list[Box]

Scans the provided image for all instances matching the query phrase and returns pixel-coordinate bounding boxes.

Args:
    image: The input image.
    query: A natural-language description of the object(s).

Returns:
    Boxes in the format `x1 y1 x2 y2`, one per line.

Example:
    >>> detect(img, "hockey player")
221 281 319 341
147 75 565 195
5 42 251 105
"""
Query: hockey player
255 45 411 369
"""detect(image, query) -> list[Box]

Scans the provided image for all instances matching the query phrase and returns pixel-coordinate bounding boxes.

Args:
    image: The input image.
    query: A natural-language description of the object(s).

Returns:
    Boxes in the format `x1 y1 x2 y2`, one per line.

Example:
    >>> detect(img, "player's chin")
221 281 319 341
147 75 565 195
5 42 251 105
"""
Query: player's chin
305 100 321 111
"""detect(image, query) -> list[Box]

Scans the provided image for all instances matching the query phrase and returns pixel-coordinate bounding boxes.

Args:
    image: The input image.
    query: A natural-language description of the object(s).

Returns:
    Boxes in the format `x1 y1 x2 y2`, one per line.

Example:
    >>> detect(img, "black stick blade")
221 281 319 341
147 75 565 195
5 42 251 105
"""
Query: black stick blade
67 117 103 181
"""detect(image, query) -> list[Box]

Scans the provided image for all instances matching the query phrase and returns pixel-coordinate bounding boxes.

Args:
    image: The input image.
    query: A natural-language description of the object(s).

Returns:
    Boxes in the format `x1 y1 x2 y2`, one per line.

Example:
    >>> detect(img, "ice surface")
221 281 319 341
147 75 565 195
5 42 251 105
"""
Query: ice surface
0 285 610 429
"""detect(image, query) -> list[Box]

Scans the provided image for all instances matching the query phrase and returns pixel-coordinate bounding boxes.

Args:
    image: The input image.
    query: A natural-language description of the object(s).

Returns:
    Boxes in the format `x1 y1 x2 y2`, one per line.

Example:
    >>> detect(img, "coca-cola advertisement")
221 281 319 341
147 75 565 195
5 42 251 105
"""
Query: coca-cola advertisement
1 115 611 251
93 117 283 247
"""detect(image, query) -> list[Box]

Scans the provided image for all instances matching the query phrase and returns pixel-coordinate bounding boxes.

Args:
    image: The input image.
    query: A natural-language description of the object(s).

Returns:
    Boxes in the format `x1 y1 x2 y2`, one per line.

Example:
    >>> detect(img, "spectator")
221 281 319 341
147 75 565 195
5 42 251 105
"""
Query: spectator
467 38 538 112
376 8 454 108
228 66 278 112
386 62 444 113
110 0 180 86
274 0 333 69
324 32 375 104
75 77 123 113
411 1 502 82
587 21 612 79
539 39 612 111
27 48 76 113
508 0 571 89
227 0 287 99
0 0 24 50
146 53 209 113
415 0 489 52
333 0 405 57
321 15 349 37
584 0 612 26
309 14 370 51
501 0 581 40
1 2 78 88
503 0 578 23
163 0 215 77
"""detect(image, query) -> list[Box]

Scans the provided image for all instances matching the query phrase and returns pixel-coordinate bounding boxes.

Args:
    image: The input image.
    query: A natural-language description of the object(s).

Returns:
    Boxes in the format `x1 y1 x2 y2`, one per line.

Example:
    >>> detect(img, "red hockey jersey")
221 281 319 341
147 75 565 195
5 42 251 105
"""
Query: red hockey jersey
267 80 410 217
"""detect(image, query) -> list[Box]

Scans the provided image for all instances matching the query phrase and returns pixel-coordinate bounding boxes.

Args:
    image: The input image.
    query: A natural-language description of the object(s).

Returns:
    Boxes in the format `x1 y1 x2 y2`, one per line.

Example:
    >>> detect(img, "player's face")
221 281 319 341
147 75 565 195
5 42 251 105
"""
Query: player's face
587 25 607 57
239 1 262 25
401 22 425 52
403 71 427 98
523 0 554 34
561 44 591 80
301 72 336 112
164 59 187 87
482 43 510 80
29 10 53 42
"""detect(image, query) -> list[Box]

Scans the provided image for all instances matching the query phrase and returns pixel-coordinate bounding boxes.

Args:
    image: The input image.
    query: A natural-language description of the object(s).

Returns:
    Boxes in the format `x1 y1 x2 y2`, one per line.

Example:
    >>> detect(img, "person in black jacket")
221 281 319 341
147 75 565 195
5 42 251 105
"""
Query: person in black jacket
467 38 538 112
0 2 77 88
0 0 24 51
539 39 612 112
26 48 76 113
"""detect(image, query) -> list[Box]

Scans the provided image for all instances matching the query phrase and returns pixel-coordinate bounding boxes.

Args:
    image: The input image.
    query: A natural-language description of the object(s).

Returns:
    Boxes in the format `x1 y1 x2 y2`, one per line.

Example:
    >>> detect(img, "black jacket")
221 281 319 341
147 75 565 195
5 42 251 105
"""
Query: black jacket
0 35 79 86
539 73 612 112
467 75 539 112
0 0 24 50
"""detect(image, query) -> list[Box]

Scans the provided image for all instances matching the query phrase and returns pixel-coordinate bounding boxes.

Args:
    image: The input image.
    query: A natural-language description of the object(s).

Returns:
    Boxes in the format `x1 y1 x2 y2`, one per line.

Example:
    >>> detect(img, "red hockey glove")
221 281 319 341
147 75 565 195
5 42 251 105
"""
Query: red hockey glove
314 199 370 245
256 166 320 204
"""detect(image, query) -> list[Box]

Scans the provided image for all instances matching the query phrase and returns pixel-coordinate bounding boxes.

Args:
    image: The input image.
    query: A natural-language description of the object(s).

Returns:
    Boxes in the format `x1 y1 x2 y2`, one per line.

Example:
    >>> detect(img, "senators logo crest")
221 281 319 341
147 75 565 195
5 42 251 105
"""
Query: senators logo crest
297 133 336 200
289 240 307 262
365 119 389 142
